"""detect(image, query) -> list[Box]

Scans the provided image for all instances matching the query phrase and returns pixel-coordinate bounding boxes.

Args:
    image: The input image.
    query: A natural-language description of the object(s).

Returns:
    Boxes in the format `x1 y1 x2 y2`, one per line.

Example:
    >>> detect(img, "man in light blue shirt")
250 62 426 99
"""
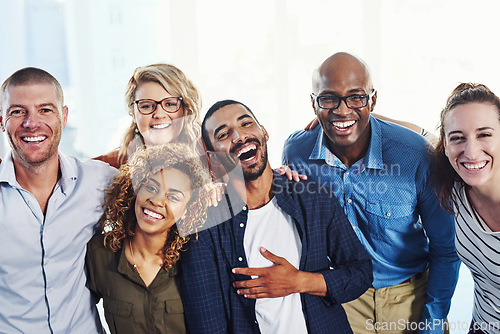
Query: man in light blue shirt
0 67 115 333
282 52 460 334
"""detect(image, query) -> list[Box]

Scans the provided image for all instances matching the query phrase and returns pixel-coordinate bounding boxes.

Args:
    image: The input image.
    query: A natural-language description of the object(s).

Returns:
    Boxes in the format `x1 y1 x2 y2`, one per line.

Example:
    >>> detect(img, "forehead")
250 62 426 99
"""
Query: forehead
205 104 255 134
149 167 192 192
4 83 61 107
317 59 370 94
445 102 500 130
135 81 171 99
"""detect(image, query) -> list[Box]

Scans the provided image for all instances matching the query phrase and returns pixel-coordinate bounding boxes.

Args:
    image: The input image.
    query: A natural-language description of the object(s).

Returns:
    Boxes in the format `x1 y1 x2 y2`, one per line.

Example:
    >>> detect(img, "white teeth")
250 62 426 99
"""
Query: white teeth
22 136 46 142
143 208 164 220
237 144 257 158
463 161 487 170
151 123 170 129
332 120 355 129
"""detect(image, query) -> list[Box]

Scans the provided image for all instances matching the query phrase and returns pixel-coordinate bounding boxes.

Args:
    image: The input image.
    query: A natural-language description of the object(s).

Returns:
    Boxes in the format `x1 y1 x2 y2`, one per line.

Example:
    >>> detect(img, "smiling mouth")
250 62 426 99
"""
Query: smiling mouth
143 207 165 220
331 120 356 130
22 136 47 143
151 123 171 129
462 161 488 171
236 144 258 162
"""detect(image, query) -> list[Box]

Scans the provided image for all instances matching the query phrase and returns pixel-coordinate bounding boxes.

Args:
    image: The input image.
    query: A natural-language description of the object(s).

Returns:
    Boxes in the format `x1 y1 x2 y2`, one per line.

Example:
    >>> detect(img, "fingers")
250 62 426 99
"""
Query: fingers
236 287 269 299
233 278 271 299
233 277 262 289
304 117 319 131
232 266 266 277
291 170 307 182
259 247 284 264
209 182 226 207
274 166 307 182
274 165 288 177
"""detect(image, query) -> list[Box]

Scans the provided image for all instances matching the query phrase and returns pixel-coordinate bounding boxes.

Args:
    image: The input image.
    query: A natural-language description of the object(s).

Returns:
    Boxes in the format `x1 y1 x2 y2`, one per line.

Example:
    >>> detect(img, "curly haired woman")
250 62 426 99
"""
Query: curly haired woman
86 143 210 334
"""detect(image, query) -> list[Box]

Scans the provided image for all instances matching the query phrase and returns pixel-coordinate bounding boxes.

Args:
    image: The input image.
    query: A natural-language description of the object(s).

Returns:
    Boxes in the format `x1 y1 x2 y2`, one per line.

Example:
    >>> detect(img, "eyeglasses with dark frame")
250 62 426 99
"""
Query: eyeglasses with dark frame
312 91 375 110
132 97 183 115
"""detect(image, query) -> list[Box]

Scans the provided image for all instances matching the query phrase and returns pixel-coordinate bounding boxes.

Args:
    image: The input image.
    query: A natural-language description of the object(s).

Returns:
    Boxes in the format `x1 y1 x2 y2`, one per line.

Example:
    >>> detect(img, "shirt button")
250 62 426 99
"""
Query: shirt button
386 212 391 217
238 257 243 262
242 206 247 211
48 288 54 293
347 199 352 204
239 223 244 228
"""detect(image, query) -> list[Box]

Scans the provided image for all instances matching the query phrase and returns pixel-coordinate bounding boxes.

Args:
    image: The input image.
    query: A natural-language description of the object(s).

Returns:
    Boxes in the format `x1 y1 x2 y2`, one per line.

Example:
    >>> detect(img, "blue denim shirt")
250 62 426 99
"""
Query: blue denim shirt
282 116 460 333
181 172 372 334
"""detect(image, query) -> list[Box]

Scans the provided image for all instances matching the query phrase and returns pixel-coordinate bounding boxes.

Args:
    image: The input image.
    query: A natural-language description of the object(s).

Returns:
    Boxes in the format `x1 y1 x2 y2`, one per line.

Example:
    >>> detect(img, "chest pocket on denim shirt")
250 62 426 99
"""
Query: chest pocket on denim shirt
364 201 414 232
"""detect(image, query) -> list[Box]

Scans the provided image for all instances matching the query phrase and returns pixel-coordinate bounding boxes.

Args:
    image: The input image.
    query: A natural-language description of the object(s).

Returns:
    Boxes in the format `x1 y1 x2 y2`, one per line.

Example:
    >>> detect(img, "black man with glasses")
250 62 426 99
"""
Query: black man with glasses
282 52 459 334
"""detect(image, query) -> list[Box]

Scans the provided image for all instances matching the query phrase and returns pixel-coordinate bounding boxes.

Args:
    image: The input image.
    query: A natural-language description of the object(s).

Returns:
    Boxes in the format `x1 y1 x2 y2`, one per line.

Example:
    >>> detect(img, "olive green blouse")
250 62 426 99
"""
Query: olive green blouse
86 234 186 334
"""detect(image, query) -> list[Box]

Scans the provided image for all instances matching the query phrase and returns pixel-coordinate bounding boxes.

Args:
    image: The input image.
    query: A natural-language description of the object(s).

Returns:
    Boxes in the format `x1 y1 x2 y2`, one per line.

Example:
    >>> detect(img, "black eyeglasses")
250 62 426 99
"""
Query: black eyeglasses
312 91 374 110
132 97 183 115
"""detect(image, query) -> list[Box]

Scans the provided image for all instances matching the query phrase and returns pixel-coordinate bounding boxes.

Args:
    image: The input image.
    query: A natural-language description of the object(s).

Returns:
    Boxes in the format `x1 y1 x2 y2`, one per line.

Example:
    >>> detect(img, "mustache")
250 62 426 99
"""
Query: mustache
230 138 261 155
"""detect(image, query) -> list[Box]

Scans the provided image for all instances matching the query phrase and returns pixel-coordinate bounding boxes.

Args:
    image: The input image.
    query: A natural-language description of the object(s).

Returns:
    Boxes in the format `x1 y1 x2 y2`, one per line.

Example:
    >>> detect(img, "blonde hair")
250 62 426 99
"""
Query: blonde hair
118 64 202 165
101 143 210 269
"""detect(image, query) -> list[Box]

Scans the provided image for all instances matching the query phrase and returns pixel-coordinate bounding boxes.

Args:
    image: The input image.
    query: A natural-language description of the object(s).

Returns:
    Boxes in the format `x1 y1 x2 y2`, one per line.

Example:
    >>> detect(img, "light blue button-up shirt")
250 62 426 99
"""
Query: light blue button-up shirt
0 151 116 334
283 116 460 332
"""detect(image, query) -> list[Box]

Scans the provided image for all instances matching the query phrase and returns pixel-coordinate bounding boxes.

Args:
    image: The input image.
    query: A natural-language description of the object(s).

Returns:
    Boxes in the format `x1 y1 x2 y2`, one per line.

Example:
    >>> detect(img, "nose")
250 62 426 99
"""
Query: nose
22 111 42 128
152 104 171 119
464 139 480 160
231 129 243 143
149 193 169 207
332 99 352 117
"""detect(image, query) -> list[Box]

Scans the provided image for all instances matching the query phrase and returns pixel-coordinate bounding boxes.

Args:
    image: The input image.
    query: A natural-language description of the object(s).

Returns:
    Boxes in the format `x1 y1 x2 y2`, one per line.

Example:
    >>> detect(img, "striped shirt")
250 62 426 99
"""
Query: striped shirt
454 183 500 334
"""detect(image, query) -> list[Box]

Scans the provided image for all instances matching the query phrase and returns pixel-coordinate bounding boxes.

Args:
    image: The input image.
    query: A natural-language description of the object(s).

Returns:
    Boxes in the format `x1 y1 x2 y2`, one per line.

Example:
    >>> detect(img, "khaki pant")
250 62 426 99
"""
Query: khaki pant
343 271 449 334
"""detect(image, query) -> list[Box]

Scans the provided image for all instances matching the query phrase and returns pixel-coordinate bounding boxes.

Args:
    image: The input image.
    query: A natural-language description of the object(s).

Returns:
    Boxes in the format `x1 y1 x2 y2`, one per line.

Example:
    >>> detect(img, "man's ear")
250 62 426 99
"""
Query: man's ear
310 94 317 114
370 91 378 112
261 125 269 142
61 106 69 128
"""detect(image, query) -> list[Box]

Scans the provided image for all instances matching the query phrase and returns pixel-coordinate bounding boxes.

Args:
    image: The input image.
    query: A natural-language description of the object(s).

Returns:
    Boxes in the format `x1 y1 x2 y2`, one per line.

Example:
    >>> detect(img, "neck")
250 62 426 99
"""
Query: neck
13 154 61 214
131 230 167 259
244 164 274 210
468 182 500 206
326 127 371 169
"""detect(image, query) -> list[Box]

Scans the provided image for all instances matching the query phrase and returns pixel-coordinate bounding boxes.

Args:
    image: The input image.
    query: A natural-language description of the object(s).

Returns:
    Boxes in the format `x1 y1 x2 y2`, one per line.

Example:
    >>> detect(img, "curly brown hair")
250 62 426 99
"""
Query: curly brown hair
434 82 500 212
101 143 211 269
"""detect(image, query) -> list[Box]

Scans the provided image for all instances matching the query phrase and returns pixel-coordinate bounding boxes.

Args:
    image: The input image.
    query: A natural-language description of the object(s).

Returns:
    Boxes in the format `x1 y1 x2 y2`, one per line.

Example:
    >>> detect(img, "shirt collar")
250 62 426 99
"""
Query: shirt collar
0 150 79 193
58 152 78 194
117 243 178 283
0 152 17 186
309 116 385 170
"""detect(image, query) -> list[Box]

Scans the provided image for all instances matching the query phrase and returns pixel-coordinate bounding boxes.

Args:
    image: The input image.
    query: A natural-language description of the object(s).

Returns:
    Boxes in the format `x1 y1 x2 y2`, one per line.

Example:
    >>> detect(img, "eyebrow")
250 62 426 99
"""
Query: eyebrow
37 103 58 109
447 127 495 135
213 114 254 138
319 88 366 96
7 102 59 111
146 177 162 188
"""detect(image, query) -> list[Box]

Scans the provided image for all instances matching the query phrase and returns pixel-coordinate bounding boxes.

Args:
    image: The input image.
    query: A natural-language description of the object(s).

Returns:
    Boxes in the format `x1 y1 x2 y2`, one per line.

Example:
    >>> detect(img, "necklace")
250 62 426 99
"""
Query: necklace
129 239 141 275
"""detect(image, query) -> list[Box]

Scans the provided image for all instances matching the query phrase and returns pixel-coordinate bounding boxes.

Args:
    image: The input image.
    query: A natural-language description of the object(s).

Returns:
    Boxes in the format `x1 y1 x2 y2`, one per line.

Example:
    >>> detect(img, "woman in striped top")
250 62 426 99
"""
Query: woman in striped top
434 83 500 334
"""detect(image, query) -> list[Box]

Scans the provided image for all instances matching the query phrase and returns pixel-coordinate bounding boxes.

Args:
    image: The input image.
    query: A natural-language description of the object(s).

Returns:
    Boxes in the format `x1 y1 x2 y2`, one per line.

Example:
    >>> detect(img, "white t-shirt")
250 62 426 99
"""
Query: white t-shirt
244 197 308 334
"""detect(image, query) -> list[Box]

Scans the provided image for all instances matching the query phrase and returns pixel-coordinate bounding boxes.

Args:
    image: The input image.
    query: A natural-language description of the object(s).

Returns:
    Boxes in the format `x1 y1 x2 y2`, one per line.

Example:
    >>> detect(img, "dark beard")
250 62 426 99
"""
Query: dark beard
242 141 268 182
